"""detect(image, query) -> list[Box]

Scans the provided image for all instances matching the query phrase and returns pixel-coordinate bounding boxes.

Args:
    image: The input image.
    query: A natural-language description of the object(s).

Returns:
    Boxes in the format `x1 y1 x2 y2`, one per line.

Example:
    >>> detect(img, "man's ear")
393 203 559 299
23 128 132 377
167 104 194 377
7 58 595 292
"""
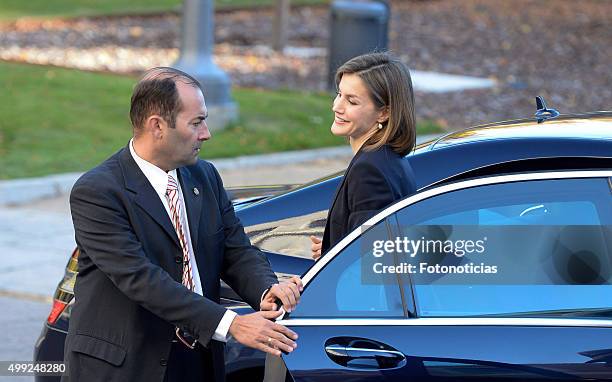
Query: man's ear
144 115 167 139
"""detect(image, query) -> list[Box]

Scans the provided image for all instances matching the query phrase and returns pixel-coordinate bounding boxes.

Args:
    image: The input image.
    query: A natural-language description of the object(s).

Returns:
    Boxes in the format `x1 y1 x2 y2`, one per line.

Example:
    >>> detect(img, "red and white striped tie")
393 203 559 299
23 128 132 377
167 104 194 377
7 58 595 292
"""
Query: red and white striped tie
165 174 195 292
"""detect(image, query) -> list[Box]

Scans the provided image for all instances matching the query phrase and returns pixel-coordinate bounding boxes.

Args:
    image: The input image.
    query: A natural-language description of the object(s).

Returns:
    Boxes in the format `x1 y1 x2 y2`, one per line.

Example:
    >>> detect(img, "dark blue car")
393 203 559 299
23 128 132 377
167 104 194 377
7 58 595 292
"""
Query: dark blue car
35 102 612 381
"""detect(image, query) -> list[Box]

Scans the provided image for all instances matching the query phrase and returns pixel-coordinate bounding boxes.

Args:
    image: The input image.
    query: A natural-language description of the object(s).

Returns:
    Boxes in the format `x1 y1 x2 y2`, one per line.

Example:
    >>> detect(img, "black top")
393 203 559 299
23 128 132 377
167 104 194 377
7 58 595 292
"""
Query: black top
321 144 417 254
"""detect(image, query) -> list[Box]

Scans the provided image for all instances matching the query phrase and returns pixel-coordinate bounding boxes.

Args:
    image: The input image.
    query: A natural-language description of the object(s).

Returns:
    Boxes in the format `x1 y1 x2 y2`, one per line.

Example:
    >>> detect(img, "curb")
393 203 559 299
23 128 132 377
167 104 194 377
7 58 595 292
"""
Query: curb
0 134 439 206
0 172 82 206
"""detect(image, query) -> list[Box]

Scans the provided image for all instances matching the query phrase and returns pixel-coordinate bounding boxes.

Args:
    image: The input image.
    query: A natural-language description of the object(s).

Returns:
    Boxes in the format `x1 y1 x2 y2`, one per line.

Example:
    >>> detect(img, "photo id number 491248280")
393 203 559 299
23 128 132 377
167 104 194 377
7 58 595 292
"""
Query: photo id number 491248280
0 361 66 376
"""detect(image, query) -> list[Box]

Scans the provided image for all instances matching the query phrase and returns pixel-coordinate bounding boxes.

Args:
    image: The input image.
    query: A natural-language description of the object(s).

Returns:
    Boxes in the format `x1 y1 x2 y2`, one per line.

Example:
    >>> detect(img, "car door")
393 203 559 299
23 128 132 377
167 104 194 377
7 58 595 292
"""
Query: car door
272 217 410 381
276 171 612 381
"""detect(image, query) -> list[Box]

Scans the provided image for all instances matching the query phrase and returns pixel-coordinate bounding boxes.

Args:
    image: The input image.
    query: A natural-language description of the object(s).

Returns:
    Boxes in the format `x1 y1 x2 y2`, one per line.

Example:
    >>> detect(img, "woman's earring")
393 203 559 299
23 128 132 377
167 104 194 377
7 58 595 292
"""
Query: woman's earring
377 122 383 130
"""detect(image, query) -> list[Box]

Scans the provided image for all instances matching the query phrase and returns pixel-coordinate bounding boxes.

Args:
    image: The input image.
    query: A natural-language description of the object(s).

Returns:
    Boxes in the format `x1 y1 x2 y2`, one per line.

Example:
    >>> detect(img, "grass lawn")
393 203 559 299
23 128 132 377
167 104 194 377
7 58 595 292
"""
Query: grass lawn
0 0 328 21
0 62 441 179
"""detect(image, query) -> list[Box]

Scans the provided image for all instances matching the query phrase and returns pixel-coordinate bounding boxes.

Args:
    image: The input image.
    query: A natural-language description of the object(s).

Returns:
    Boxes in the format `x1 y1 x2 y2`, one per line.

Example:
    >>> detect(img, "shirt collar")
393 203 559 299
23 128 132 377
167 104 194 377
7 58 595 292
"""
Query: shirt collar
129 138 179 197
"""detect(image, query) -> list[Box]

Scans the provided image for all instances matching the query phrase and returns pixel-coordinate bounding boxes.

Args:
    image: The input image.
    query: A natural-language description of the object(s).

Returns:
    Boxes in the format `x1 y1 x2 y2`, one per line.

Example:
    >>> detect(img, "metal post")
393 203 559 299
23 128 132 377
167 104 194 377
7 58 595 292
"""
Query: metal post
272 0 290 52
173 0 237 131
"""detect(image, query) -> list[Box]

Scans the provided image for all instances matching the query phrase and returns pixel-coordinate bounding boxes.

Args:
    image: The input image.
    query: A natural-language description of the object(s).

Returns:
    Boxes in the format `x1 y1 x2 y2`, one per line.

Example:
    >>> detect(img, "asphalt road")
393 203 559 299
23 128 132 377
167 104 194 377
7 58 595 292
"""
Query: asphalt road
0 296 47 382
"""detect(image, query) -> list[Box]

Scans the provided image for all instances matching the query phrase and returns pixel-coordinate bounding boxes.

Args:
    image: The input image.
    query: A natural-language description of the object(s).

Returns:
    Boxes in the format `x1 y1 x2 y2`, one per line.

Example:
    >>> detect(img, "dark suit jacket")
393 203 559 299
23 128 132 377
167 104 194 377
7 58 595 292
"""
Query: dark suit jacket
322 144 417 254
63 145 277 382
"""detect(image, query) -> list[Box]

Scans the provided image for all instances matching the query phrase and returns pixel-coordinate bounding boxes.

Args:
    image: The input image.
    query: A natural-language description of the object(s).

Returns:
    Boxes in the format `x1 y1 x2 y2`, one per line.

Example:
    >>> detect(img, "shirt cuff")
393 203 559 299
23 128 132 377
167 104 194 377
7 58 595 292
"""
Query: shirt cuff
260 288 271 304
212 310 237 343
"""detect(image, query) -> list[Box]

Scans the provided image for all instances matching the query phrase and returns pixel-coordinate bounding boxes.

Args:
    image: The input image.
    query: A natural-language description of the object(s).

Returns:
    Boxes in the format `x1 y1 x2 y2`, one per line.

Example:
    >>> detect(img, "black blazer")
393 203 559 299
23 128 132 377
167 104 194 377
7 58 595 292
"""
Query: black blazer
322 145 416 254
63 145 277 382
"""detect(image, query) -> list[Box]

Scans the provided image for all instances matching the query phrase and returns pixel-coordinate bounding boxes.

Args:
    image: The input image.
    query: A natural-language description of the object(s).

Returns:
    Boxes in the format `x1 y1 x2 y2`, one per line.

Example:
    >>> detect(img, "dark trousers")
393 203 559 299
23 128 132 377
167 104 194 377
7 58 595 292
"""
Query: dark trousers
164 341 215 382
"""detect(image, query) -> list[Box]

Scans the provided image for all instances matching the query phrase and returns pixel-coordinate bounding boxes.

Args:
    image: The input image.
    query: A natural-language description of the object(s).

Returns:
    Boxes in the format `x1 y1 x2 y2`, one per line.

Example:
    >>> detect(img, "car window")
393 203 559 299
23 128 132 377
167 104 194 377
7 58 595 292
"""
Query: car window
245 210 327 258
393 177 612 318
290 219 405 318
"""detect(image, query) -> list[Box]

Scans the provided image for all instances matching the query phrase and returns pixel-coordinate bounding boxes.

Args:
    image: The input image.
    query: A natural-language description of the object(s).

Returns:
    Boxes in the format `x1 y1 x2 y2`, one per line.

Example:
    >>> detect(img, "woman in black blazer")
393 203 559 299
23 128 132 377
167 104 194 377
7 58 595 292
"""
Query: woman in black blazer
311 52 417 259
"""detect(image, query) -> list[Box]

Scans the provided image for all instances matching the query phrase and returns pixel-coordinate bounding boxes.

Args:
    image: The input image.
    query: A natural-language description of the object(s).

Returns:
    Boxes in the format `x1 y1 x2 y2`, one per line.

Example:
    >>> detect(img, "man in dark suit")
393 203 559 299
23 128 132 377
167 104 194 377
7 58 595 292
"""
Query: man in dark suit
63 67 302 382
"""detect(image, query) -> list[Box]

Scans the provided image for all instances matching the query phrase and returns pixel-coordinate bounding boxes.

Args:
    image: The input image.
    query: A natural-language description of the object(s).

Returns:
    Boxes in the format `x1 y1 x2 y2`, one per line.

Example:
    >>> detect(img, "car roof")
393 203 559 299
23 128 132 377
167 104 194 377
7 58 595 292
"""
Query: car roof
421 112 612 151
409 112 612 189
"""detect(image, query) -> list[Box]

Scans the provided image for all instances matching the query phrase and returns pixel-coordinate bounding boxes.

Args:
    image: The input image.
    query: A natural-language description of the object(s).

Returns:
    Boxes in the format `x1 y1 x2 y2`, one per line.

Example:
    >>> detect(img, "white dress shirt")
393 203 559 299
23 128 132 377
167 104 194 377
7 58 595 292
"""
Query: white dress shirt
129 139 236 342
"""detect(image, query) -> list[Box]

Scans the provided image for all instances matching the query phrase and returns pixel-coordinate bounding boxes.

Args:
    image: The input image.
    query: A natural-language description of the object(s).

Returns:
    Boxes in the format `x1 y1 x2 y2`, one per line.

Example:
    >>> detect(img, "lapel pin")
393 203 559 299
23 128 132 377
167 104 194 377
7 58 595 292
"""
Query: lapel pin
193 187 199 196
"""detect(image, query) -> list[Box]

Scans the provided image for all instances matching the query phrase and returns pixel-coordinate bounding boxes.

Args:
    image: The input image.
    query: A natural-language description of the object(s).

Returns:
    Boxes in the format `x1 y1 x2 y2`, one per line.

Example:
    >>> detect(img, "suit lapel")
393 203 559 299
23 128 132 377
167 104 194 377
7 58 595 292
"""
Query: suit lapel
118 146 180 248
177 167 202 250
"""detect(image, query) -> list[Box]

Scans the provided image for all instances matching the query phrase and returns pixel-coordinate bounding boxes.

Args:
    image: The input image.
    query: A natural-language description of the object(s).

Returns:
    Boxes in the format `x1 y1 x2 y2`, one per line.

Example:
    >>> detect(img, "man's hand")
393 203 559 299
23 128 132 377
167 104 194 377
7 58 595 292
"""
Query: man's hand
228 310 298 356
261 276 303 313
310 236 322 260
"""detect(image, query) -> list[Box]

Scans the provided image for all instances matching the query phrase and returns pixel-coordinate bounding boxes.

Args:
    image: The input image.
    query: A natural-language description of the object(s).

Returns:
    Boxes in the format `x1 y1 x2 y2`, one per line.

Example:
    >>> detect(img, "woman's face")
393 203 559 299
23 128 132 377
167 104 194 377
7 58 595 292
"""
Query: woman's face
331 73 384 141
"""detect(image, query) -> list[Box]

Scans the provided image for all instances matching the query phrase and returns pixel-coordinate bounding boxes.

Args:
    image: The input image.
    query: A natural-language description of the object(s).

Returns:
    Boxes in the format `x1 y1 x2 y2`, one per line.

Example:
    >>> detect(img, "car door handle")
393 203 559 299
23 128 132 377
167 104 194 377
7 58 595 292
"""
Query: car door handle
325 341 406 369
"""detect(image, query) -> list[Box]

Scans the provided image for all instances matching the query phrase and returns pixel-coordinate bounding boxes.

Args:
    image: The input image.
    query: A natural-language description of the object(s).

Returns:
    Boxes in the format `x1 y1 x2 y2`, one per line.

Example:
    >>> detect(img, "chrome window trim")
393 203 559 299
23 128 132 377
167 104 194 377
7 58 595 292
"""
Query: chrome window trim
278 317 612 328
302 170 612 287
416 156 612 192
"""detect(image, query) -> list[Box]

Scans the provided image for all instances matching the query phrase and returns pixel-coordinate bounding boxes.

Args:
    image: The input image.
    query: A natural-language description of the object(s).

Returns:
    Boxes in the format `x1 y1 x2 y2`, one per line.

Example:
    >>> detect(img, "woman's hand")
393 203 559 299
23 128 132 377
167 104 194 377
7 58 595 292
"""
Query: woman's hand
260 276 303 312
310 236 322 260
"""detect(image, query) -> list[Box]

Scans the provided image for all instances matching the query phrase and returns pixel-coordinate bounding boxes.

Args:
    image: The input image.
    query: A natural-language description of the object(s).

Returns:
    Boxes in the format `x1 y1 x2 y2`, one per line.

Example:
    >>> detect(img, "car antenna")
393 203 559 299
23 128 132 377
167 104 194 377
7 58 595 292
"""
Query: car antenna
535 96 560 123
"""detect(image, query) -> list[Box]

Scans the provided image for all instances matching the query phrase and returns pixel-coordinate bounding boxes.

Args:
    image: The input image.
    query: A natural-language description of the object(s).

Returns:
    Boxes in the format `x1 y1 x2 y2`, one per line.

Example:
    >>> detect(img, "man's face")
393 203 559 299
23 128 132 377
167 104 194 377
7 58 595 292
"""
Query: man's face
160 81 211 170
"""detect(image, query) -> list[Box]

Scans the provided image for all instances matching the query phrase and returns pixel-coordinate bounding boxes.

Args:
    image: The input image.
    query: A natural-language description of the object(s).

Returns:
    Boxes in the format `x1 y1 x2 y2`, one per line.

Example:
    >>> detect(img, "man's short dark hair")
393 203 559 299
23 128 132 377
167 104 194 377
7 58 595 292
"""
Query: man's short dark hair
129 67 202 131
